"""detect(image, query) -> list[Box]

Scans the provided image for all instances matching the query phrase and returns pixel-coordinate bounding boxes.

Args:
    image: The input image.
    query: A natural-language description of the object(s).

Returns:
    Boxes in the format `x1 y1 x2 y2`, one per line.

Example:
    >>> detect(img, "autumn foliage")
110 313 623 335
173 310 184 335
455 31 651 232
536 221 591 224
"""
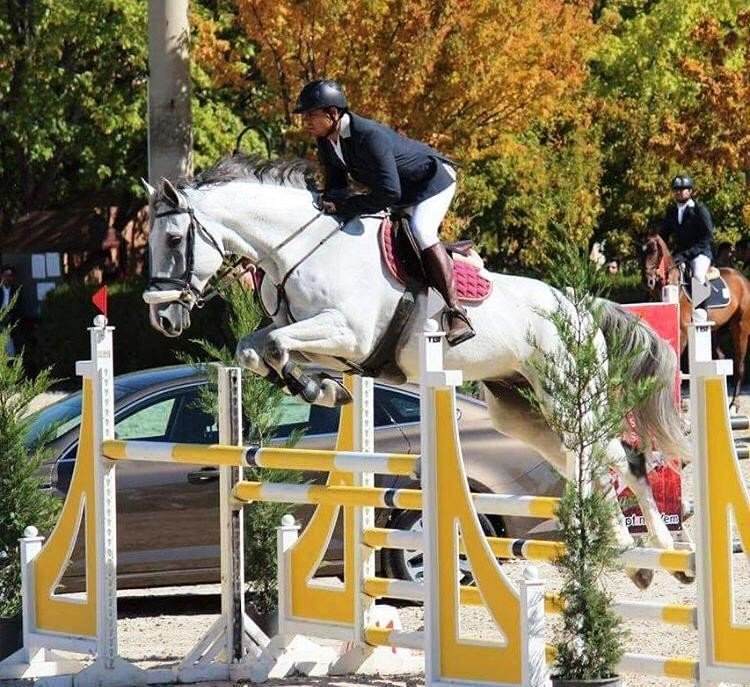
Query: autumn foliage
233 0 596 161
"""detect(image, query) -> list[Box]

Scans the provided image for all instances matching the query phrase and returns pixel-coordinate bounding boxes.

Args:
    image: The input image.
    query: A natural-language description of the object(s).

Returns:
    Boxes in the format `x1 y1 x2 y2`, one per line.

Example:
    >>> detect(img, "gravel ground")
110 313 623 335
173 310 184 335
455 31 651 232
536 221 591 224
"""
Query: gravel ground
32 390 750 686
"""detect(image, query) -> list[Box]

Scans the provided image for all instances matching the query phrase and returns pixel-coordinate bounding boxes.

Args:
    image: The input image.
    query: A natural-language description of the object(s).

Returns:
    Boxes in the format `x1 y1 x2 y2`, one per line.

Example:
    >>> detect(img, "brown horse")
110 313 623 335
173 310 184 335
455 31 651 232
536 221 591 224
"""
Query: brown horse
640 233 750 407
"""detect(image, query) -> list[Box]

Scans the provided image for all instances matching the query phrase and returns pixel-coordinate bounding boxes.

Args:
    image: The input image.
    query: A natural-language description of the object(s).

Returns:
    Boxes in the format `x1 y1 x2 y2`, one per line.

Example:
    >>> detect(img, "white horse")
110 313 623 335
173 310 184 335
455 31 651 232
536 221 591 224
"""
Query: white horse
143 154 690 589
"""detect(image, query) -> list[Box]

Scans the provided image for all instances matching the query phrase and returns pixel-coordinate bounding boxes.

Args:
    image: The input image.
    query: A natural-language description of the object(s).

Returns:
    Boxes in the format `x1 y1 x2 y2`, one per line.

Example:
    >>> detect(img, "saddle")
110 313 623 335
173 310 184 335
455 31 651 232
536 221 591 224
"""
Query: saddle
680 265 730 309
379 217 493 302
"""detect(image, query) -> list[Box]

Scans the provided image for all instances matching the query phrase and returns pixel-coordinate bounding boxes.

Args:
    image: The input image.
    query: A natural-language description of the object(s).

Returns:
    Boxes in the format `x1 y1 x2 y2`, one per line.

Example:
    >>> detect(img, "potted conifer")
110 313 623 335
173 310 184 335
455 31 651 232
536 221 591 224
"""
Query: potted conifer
525 242 662 686
0 303 60 659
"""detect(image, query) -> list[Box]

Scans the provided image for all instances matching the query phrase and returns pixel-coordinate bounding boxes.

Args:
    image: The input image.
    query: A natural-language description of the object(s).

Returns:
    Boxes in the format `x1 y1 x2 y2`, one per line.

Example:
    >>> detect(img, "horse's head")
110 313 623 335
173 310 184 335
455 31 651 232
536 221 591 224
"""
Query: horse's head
142 179 225 337
639 234 666 296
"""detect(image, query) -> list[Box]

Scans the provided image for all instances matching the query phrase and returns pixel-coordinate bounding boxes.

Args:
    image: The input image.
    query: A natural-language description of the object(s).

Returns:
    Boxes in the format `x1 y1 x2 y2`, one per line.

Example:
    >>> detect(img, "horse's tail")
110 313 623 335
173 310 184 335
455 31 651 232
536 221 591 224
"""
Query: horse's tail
597 298 690 459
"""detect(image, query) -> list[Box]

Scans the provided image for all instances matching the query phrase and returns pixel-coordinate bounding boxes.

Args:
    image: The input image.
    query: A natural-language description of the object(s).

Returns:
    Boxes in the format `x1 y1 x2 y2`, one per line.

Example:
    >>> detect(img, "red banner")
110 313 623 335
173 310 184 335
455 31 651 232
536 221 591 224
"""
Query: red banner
618 302 682 533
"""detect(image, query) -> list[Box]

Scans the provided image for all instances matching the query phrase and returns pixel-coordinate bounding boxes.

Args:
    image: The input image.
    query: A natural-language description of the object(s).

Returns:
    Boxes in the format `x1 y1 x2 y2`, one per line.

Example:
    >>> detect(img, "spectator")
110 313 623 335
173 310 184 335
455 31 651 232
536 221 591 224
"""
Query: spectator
606 259 619 275
0 265 22 356
589 241 606 269
714 241 736 268
735 238 750 270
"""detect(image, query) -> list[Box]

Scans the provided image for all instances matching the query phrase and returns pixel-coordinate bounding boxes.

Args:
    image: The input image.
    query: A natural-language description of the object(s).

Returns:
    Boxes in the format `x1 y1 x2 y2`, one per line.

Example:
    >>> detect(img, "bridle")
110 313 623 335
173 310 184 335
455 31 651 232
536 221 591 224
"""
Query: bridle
642 237 682 293
147 196 344 313
148 204 249 308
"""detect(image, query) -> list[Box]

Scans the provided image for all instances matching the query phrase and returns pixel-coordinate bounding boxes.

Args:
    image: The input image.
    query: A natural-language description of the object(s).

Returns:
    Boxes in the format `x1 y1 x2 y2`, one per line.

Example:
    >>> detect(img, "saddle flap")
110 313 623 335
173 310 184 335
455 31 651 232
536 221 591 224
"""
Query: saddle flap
681 274 731 310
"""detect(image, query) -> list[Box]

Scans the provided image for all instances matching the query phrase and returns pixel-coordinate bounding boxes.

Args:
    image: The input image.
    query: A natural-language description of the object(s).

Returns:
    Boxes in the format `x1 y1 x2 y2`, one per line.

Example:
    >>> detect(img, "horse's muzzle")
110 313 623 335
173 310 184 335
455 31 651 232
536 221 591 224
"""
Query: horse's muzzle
149 302 191 338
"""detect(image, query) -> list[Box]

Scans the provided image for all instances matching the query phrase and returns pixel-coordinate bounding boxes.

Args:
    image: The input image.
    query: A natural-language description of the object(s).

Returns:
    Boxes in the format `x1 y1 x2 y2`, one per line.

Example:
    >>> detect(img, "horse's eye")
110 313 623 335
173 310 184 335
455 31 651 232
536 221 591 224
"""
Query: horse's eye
167 234 182 248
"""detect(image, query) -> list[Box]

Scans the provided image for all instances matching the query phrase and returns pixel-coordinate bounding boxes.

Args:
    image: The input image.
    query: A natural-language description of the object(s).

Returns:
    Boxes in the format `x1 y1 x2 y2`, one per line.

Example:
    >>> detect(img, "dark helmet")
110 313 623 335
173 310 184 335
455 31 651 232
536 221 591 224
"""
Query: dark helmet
293 79 347 114
671 174 694 190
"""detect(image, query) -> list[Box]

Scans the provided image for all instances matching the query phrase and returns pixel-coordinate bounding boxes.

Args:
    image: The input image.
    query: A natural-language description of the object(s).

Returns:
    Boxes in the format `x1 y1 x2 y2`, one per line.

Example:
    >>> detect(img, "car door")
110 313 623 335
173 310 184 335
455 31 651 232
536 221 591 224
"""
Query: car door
113 384 222 586
57 383 223 590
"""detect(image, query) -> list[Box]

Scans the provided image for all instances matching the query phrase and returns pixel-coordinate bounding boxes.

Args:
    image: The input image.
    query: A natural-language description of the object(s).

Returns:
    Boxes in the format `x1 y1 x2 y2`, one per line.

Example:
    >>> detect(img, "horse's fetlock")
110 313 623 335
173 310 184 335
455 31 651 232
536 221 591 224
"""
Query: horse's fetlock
281 362 320 404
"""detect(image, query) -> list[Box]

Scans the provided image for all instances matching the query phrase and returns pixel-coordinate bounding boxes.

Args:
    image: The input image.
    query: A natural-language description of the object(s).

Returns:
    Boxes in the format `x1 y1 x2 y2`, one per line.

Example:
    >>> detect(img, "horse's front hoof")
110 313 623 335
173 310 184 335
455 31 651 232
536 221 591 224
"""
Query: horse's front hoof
627 567 654 590
320 376 353 406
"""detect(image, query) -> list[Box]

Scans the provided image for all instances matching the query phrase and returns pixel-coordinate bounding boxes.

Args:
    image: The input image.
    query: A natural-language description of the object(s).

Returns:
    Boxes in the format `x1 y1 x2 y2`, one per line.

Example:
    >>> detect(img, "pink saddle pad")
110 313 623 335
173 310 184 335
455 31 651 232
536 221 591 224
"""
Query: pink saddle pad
379 218 492 303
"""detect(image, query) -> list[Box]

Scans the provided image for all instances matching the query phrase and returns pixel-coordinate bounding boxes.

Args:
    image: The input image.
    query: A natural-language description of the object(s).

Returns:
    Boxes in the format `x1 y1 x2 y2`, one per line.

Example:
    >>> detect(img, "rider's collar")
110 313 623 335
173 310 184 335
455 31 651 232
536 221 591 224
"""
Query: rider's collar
340 113 351 139
677 198 695 208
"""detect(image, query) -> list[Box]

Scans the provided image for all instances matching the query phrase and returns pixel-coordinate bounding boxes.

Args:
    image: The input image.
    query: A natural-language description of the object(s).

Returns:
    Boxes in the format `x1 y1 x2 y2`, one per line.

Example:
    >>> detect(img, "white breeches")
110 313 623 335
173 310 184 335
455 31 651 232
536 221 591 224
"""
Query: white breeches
403 163 457 251
691 254 711 283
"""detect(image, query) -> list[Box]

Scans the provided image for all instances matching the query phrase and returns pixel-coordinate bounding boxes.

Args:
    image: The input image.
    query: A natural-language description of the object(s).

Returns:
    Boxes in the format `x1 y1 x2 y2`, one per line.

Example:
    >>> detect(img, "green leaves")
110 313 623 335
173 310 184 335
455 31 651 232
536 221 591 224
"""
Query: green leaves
0 300 59 618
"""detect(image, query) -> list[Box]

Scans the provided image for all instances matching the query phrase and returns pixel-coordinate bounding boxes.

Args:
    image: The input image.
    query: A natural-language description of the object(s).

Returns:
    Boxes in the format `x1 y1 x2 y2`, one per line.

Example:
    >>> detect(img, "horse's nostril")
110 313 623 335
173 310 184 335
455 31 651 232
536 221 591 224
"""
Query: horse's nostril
159 316 173 333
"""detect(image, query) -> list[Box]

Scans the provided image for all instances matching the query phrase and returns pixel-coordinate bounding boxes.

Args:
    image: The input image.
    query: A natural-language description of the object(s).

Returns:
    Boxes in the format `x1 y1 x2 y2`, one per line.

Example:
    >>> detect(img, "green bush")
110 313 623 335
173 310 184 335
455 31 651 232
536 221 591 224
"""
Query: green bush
35 279 229 383
0 305 60 618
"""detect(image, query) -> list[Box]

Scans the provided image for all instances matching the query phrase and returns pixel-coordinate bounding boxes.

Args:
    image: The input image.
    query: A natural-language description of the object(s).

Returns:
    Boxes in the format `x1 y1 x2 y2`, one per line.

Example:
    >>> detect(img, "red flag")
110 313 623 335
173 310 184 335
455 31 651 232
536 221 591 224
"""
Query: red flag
92 286 107 318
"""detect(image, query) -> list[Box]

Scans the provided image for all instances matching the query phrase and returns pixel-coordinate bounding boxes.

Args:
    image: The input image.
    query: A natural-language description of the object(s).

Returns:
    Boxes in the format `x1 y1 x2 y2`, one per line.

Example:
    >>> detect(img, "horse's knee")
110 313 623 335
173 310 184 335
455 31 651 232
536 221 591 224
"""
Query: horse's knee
236 339 267 373
263 334 287 368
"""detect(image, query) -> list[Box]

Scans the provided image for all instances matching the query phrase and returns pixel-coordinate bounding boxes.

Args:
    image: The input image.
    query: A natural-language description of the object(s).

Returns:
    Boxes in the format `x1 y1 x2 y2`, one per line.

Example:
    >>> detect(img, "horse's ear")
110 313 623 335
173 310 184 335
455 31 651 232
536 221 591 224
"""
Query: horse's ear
140 178 156 197
161 178 183 208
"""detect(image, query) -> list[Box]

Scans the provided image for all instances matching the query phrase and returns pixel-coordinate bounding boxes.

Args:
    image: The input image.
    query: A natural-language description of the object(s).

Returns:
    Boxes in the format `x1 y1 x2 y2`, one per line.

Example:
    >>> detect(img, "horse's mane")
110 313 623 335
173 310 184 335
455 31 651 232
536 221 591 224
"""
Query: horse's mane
174 152 318 193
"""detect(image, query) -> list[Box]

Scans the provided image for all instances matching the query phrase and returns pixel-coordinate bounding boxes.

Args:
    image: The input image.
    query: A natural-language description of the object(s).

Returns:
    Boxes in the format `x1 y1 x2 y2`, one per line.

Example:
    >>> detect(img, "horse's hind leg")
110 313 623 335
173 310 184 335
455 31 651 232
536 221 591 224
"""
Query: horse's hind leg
483 382 657 589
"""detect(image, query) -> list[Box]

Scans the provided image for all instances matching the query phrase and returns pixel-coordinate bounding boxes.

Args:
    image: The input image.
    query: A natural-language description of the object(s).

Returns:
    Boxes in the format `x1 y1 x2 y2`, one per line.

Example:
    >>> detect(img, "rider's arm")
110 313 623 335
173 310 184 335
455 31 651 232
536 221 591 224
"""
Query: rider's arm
335 129 401 218
696 204 714 237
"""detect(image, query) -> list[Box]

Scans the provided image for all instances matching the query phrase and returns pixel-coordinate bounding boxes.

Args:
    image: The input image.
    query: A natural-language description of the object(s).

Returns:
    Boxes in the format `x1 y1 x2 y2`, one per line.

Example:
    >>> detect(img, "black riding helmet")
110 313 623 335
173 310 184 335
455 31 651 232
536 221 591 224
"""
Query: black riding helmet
671 174 694 190
293 79 347 114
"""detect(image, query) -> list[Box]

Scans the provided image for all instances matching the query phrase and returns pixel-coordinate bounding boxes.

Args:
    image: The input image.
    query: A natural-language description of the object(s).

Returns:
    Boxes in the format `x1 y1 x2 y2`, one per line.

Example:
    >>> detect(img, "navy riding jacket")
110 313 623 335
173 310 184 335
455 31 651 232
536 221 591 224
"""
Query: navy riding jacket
316 112 455 219
661 202 714 262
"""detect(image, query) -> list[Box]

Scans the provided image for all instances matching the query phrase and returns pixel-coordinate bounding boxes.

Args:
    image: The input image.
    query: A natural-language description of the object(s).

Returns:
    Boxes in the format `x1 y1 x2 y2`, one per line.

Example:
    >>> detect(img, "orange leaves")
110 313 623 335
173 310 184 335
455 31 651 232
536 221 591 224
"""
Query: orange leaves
232 0 596 162
678 12 750 171
191 14 246 88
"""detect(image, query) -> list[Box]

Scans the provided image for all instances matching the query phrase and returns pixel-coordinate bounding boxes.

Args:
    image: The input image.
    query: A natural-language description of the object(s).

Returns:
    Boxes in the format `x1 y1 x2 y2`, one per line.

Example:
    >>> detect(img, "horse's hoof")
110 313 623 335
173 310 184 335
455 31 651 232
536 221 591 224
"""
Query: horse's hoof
672 571 695 585
627 567 654 590
320 376 353 406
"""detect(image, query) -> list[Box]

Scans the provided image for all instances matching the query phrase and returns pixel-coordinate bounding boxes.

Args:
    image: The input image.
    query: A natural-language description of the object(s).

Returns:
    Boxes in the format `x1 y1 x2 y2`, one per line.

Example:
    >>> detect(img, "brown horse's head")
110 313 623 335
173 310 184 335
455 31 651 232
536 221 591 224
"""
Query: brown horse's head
638 234 677 299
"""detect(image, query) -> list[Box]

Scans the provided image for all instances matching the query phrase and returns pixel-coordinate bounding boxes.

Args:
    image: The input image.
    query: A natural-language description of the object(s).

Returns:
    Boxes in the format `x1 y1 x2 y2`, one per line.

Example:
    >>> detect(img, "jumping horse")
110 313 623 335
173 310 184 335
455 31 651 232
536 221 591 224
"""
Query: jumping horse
640 233 750 409
143 154 690 589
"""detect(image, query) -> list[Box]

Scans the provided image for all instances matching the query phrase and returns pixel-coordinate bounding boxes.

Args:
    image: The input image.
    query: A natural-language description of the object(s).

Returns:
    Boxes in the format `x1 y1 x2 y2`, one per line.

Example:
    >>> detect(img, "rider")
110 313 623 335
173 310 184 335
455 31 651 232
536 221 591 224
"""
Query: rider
293 79 475 346
660 174 714 286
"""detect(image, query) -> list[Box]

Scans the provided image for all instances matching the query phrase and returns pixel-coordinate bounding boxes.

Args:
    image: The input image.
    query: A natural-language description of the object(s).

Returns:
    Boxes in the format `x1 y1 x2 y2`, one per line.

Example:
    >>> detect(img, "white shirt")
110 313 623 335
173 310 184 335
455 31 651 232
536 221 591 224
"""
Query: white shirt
1 286 10 310
331 113 352 165
677 198 695 224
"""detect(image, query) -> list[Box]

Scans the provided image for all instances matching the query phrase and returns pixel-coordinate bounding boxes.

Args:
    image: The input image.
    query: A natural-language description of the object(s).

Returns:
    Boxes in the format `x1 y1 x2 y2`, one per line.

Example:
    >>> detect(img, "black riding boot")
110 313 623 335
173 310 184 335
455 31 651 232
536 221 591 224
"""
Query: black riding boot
421 243 475 346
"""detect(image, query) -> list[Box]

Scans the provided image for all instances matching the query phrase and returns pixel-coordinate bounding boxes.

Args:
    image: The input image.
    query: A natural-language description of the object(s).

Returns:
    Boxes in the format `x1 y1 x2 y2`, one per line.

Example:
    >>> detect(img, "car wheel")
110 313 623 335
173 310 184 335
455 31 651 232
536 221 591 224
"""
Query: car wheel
381 508 499 586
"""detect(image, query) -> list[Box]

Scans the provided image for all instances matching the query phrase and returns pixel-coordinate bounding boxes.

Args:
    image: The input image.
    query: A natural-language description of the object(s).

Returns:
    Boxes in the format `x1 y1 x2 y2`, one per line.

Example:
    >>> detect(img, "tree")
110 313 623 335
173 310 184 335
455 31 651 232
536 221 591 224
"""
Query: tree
0 300 59 618
0 1 148 227
589 0 750 257
0 0 268 236
191 0 601 269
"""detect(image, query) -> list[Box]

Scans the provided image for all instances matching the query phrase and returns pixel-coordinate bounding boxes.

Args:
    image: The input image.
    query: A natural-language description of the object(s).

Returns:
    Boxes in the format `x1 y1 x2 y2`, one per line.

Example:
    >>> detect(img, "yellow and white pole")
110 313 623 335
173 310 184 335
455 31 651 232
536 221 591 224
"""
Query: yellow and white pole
689 307 750 685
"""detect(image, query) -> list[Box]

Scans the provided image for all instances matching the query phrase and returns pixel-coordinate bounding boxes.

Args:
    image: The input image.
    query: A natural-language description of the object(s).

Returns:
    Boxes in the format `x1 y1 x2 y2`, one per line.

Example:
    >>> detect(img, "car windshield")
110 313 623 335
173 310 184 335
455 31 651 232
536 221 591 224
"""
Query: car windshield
25 366 202 446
